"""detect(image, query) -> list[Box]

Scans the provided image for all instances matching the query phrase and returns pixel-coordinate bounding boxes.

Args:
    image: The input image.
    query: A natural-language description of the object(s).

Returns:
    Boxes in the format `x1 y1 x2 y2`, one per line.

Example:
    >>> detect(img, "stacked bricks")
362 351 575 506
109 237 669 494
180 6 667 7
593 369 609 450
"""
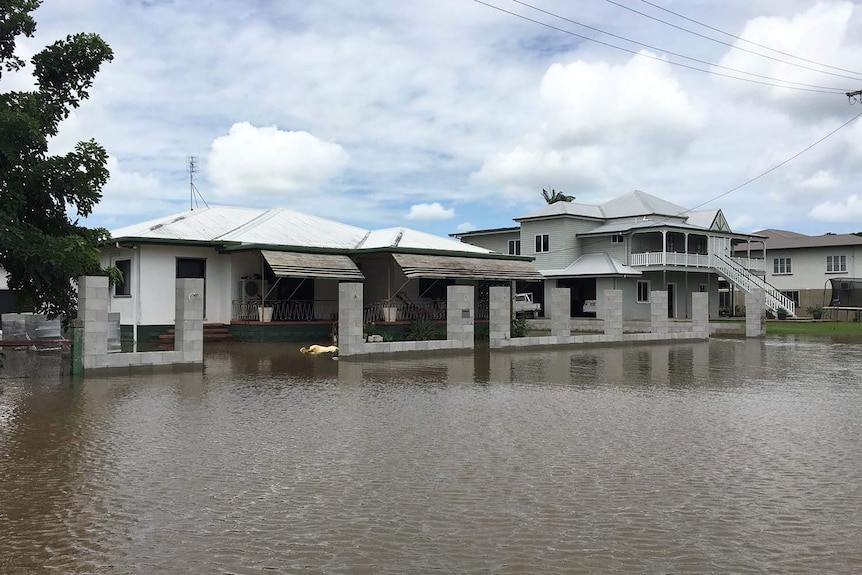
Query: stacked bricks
175 278 204 363
746 287 766 338
550 288 571 338
650 290 669 335
603 289 623 337
79 275 110 370
446 285 474 348
691 292 709 339
338 282 365 356
489 285 511 346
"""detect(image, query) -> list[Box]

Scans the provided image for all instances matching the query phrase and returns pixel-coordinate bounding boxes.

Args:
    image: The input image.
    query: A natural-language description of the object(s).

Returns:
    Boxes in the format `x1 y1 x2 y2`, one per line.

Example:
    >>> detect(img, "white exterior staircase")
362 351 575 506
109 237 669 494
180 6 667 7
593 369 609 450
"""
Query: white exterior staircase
712 253 795 316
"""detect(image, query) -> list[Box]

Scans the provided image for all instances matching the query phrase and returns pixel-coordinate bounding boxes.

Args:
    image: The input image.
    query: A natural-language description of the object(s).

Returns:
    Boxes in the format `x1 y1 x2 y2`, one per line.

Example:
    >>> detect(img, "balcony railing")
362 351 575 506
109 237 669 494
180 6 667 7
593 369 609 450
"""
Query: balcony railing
232 299 338 322
629 252 764 271
363 300 447 323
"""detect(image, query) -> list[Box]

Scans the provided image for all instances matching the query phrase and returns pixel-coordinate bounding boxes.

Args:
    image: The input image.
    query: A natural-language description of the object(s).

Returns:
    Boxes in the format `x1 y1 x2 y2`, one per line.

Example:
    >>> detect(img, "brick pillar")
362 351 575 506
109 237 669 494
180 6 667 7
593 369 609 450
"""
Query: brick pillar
650 290 669 335
175 278 204 363
603 289 623 337
78 276 109 370
691 292 709 339
550 287 571 337
489 285 511 347
447 285 474 348
746 288 765 338
338 283 364 356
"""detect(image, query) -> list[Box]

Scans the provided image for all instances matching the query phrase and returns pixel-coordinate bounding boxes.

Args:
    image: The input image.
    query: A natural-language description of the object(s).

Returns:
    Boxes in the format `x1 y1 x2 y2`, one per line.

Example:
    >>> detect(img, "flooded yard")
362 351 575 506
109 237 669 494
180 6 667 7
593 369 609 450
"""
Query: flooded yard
1 338 861 574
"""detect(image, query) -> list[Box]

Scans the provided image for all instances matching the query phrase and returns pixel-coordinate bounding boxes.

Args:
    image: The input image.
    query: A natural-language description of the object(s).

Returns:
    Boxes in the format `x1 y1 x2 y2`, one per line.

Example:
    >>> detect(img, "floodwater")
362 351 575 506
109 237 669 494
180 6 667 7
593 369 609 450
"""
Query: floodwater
1 338 862 574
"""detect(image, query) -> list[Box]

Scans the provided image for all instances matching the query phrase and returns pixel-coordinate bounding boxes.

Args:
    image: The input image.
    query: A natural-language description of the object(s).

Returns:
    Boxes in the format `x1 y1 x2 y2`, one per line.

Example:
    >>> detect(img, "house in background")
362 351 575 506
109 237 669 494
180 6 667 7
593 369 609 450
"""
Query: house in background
733 229 862 317
101 205 542 344
453 190 791 320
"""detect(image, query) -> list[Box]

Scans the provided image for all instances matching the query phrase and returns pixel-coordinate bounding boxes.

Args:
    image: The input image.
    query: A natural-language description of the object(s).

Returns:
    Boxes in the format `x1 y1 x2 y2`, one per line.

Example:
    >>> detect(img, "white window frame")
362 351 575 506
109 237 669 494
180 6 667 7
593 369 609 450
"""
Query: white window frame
114 258 132 297
826 255 846 273
773 257 792 275
637 280 650 303
611 234 624 244
508 239 521 255
535 234 549 253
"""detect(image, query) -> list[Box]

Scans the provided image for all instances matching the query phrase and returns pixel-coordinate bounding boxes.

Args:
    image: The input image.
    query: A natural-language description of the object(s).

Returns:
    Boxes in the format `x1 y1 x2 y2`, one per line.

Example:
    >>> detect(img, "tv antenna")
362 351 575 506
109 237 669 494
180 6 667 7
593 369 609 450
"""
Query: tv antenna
188 155 209 210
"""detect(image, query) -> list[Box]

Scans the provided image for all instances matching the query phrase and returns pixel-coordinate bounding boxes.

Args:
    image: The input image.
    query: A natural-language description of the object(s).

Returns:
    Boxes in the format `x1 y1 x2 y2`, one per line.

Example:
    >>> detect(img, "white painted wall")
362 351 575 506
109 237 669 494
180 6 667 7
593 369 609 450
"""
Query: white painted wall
765 246 862 291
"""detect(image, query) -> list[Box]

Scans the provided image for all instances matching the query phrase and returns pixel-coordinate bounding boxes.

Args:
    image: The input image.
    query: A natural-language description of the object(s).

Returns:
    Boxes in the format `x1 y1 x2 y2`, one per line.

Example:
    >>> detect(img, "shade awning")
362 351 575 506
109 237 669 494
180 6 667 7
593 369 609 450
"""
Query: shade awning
392 253 543 281
262 250 364 280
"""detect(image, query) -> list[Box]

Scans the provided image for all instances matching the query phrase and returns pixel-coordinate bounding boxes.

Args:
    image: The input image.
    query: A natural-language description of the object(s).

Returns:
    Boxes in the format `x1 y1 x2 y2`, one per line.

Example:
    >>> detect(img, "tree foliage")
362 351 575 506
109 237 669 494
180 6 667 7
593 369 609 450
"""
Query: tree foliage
0 0 114 319
542 188 575 204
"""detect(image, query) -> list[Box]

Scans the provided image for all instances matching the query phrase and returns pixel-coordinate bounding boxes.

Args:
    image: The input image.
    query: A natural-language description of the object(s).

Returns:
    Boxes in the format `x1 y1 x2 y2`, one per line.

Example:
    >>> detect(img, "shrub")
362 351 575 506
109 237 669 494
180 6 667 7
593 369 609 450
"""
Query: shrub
406 318 440 341
511 316 528 337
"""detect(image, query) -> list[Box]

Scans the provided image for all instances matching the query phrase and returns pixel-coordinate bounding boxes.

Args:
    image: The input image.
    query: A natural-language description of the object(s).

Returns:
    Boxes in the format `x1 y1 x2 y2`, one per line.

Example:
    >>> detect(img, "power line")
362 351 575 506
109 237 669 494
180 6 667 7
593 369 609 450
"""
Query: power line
473 0 846 94
635 0 862 79
511 111 862 258
510 0 853 92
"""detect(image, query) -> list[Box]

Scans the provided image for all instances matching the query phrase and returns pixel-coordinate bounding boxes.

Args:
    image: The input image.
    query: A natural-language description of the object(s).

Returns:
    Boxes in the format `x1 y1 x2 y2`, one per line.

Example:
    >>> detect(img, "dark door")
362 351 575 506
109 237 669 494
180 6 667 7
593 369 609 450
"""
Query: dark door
667 283 676 318
176 258 206 318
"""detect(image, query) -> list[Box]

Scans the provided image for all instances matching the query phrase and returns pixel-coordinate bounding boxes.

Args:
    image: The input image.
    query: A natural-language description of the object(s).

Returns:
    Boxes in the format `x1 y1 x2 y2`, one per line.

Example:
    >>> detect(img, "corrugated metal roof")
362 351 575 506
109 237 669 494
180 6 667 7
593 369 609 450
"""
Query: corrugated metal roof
360 227 490 253
543 253 642 278
261 250 364 280
579 219 707 235
516 190 689 221
392 253 545 280
110 206 490 254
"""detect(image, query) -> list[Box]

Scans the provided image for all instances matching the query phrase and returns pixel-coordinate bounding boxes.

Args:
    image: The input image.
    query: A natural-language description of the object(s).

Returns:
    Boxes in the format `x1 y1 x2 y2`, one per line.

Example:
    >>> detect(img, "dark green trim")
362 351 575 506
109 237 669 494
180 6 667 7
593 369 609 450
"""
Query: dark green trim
229 322 335 343
137 324 174 343
220 242 536 261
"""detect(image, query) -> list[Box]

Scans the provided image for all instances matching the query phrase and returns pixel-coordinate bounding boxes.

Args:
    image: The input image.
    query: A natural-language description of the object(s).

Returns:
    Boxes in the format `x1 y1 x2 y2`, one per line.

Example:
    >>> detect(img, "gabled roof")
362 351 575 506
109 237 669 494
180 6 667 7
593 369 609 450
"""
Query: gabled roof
110 205 491 255
542 253 642 278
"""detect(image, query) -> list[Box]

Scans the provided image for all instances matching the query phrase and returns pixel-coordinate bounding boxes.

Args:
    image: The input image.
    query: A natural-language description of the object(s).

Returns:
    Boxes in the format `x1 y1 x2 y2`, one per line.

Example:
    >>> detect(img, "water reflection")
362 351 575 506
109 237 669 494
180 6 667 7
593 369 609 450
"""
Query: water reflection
1 339 862 573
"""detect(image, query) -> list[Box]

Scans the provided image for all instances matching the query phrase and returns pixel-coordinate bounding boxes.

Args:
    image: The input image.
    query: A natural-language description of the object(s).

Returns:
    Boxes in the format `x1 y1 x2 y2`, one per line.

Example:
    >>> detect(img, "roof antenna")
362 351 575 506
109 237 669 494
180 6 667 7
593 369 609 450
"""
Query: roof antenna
187 156 209 210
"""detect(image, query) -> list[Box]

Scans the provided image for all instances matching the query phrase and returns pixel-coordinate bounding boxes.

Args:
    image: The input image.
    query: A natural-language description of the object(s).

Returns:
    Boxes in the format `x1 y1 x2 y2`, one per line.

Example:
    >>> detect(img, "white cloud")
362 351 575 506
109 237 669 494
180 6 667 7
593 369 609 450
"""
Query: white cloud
91 157 179 225
809 194 862 222
405 202 455 221
206 122 348 198
456 221 475 232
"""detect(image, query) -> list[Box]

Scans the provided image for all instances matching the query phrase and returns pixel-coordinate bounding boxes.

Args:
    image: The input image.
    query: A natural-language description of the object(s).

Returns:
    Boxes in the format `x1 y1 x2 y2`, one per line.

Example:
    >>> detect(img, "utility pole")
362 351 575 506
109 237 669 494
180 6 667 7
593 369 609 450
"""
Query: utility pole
847 90 862 104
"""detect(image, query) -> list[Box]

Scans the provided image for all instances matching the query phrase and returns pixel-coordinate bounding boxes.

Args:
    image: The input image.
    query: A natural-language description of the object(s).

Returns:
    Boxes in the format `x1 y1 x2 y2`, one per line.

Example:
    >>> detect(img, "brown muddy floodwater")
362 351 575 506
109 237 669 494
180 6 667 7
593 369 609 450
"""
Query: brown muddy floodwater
1 338 862 574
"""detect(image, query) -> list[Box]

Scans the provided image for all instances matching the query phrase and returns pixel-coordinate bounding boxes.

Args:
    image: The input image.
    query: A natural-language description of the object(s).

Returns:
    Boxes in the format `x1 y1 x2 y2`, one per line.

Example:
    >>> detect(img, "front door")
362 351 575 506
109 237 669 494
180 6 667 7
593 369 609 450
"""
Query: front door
176 257 206 319
667 283 676 318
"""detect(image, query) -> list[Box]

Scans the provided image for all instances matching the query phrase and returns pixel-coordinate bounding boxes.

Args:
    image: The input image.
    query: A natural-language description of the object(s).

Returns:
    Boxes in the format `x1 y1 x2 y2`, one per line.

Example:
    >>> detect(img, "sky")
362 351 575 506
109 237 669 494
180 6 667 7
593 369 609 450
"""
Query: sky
4 0 862 238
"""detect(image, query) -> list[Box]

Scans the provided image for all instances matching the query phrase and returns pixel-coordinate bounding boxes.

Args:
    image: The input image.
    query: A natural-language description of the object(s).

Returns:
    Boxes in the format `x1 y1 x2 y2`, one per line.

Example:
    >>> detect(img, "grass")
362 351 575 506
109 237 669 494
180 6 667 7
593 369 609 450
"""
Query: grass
766 320 862 336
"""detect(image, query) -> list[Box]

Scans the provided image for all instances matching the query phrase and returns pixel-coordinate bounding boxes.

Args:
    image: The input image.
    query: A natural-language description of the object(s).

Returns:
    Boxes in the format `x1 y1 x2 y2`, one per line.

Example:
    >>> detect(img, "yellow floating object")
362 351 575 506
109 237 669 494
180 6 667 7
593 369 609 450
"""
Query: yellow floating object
300 345 338 354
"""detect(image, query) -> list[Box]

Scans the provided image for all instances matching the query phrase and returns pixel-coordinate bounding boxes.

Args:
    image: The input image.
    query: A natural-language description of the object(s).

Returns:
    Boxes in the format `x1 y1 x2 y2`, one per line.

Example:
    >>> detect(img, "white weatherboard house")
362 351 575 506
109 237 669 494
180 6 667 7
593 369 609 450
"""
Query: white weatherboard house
453 190 793 320
102 206 542 344
734 229 862 318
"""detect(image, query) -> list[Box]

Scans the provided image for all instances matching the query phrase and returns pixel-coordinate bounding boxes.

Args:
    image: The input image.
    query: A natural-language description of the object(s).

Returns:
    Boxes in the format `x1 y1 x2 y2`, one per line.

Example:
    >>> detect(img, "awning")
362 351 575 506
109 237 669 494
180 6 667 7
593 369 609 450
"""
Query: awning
262 250 364 280
542 253 641 278
392 253 544 281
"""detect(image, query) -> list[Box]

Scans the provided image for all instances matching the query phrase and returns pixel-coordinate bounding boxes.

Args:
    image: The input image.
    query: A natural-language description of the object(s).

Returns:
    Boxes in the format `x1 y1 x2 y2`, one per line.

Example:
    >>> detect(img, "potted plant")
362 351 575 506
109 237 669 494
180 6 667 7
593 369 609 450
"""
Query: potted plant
776 308 788 320
807 305 824 320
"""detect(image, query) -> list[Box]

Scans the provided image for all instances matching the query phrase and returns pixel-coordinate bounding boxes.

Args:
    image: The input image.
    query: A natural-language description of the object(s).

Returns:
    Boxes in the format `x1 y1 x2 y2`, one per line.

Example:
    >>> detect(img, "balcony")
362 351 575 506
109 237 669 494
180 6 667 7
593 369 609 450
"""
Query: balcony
630 252 764 271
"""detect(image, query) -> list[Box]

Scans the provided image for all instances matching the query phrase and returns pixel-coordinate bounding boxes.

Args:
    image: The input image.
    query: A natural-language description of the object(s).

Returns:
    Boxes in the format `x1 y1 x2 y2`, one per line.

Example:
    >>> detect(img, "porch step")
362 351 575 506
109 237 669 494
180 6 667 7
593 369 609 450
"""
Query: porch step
153 323 234 344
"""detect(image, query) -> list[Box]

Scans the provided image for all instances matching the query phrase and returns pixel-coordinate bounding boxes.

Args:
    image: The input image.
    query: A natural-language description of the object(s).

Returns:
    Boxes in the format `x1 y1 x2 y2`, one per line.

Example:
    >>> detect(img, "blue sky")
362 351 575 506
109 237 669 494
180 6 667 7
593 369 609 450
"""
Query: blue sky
4 0 862 238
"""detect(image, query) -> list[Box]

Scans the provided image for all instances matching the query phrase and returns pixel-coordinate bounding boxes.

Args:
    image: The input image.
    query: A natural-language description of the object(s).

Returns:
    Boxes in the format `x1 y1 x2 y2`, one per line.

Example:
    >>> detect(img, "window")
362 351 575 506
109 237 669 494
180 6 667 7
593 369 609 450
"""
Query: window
637 280 650 303
699 284 708 293
611 234 623 244
780 290 800 306
719 291 730 308
114 259 131 296
535 234 549 253
826 255 846 273
773 257 792 275
508 239 521 255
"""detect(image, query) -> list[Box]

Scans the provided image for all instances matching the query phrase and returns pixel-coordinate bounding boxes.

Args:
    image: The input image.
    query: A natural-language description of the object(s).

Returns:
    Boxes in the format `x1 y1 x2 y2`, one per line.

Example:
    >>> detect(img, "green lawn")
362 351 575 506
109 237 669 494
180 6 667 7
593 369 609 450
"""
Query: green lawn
766 320 862 336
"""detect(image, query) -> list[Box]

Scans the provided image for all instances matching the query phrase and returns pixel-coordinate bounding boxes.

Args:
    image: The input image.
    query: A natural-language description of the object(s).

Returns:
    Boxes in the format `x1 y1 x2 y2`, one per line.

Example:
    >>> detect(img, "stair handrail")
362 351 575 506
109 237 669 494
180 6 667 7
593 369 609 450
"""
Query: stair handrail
712 253 795 315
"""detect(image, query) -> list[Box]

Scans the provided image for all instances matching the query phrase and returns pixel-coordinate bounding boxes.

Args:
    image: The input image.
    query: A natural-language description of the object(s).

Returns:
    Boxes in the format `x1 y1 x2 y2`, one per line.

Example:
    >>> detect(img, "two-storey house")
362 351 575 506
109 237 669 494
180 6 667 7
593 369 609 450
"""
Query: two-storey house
733 229 862 316
454 190 793 320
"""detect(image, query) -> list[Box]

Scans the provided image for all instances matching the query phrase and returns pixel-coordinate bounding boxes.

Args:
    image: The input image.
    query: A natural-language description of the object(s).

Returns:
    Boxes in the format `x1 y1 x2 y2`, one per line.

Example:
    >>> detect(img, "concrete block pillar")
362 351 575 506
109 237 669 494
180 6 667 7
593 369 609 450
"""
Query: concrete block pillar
746 288 765 338
691 292 709 339
447 285 474 348
603 289 623 337
550 287 571 337
175 278 204 363
489 285 511 346
650 291 669 335
78 275 109 369
338 283 365 356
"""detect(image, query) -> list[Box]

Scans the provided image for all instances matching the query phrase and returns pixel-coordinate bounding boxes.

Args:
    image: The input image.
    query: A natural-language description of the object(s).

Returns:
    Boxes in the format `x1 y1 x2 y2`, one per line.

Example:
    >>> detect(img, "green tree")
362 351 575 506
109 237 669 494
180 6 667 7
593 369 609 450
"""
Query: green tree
542 188 575 204
1 0 115 319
